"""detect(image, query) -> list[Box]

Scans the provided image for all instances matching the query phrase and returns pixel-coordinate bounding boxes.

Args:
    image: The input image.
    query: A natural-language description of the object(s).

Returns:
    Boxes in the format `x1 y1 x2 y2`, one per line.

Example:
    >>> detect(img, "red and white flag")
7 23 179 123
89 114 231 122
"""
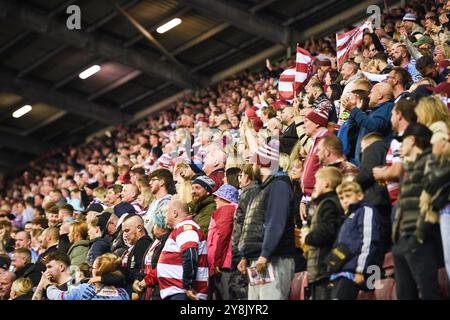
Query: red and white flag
336 20 372 67
278 45 313 101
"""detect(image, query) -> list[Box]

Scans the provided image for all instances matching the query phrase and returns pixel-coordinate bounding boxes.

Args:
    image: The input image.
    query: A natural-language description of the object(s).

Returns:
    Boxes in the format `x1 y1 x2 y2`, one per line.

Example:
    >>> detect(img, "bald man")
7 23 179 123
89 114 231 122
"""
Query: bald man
15 231 39 263
157 199 208 300
122 215 152 290
345 82 395 165
0 271 16 300
121 184 144 214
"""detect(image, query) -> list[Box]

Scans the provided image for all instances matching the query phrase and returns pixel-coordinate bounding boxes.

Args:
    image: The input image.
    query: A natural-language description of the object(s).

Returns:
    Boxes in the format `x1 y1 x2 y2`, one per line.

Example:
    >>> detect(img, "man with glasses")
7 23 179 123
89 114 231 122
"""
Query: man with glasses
143 169 173 238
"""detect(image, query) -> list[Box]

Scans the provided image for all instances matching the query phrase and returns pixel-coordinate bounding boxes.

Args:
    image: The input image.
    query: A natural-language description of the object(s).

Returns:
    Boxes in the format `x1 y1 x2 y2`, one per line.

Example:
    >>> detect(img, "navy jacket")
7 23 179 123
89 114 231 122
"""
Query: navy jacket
87 236 111 266
349 100 395 165
333 201 381 274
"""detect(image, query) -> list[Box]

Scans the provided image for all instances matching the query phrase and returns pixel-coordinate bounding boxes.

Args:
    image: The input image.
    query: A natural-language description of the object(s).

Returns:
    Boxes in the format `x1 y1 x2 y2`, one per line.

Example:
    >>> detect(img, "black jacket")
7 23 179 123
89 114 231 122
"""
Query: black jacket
280 122 299 154
356 140 391 211
87 236 111 266
393 149 432 242
124 235 152 285
58 233 71 255
111 230 128 258
305 192 344 283
239 172 296 260
231 181 259 267
14 263 42 287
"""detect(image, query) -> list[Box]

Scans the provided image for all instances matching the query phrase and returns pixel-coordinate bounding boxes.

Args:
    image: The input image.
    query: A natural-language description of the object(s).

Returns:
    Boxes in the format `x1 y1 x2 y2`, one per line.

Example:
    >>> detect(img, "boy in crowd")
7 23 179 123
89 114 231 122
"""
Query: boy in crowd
304 167 345 300
329 181 381 300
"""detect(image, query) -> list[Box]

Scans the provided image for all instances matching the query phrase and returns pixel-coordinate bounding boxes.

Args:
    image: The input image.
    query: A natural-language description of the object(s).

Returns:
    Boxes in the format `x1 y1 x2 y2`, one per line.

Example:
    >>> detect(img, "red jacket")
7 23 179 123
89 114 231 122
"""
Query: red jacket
206 203 237 276
208 169 225 193
301 129 330 197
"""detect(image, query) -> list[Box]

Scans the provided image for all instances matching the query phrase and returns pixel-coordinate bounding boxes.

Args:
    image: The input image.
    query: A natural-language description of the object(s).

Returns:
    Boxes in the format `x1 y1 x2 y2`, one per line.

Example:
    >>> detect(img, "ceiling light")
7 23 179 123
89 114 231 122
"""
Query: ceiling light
12 105 32 118
157 18 182 34
79 65 101 79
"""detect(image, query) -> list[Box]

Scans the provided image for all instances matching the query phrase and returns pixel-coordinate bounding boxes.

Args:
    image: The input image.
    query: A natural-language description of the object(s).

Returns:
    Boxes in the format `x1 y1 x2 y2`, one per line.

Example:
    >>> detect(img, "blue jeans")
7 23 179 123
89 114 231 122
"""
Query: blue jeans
440 209 450 279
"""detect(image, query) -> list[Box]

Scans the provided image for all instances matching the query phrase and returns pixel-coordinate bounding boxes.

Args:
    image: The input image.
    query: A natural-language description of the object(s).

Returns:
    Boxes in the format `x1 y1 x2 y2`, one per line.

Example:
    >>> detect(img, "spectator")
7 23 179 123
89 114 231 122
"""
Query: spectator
157 198 209 300
67 221 90 266
330 181 381 300
190 175 216 237
34 227 60 275
305 167 344 300
46 254 129 300
32 252 74 300
143 169 173 237
345 82 395 165
9 277 33 300
238 139 296 300
392 123 440 300
357 132 391 255
279 104 300 154
121 184 144 215
11 248 40 287
105 185 123 207
300 109 331 220
317 135 359 180
207 184 238 300
386 67 412 102
121 215 152 293
391 44 421 82
0 271 16 300
86 212 112 266
14 231 38 263
203 148 226 192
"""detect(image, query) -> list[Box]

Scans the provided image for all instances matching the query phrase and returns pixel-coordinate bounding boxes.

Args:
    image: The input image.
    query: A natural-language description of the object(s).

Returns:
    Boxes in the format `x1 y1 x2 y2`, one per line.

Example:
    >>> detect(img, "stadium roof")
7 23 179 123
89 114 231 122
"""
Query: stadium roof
0 0 381 174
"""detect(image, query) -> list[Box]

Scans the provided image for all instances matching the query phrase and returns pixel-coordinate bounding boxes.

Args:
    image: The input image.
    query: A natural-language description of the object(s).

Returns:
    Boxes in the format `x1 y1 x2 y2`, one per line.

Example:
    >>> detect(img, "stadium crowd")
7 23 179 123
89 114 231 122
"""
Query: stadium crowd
0 0 449 300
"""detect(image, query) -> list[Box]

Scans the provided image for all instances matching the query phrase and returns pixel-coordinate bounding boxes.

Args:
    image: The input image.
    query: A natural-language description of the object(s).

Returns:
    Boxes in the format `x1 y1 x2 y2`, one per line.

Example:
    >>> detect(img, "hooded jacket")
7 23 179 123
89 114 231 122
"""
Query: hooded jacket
87 236 111 266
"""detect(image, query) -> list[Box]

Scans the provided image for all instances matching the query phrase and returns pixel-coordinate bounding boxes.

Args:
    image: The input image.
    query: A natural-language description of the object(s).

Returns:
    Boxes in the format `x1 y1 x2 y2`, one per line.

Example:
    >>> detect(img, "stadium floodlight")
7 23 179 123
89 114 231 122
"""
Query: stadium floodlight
12 105 32 118
156 18 182 34
79 65 101 79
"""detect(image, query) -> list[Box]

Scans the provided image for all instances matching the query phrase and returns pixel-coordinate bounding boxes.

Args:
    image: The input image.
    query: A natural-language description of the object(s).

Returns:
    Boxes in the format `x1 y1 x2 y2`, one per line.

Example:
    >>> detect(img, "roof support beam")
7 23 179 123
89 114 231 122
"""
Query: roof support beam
0 0 200 89
0 68 129 125
178 0 300 46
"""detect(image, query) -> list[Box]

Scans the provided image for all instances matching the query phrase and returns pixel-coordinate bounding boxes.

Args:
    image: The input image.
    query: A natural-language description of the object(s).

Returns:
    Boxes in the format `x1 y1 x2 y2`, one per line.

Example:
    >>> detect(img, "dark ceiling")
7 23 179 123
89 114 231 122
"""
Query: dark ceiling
0 0 381 175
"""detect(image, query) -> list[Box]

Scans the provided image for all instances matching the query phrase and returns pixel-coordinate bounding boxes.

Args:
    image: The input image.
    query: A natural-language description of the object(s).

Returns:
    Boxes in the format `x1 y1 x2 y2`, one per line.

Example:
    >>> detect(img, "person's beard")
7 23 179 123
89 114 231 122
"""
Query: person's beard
392 56 402 66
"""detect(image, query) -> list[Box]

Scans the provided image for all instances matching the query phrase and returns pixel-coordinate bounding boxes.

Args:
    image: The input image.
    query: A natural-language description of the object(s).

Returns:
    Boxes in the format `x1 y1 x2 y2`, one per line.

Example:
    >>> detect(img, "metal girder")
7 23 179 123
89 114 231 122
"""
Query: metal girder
0 130 55 155
249 0 278 13
0 0 200 89
178 0 301 46
282 0 340 26
113 2 202 88
0 68 129 125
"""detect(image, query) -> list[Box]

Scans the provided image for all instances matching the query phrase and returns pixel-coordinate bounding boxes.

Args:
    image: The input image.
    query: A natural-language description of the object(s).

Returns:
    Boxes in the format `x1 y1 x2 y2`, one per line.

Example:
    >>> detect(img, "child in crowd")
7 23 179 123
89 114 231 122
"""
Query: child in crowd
329 181 381 300
304 167 345 300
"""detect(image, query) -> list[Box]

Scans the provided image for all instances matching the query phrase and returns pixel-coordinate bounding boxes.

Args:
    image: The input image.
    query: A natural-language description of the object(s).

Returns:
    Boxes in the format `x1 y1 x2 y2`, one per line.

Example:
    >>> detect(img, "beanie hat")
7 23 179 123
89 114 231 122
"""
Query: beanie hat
192 175 216 194
250 139 280 168
402 13 417 21
213 184 239 204
306 109 329 127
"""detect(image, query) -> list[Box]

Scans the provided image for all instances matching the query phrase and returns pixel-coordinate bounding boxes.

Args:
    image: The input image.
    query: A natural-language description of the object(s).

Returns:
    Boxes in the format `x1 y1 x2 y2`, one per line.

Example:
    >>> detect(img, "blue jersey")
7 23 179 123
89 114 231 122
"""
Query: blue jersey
47 283 130 300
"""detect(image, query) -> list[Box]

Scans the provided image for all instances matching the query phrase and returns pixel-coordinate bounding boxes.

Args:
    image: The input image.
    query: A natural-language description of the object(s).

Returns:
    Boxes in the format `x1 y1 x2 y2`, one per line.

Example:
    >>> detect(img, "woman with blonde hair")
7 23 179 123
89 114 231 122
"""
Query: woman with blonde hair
173 161 193 203
415 96 450 129
46 253 129 300
10 277 33 300
67 221 90 266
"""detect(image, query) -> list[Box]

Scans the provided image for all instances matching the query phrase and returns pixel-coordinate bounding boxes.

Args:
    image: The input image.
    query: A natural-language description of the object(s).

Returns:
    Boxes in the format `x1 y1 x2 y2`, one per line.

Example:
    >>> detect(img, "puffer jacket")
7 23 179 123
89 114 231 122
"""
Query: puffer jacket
231 181 259 267
239 171 296 260
190 195 216 238
393 149 431 242
67 240 90 266
306 192 344 283
332 201 381 275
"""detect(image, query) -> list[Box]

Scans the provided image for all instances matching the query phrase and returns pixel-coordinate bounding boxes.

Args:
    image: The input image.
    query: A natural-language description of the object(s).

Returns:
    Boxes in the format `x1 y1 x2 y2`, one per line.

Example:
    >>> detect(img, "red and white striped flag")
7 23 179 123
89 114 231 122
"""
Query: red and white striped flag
278 45 313 101
336 20 372 67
